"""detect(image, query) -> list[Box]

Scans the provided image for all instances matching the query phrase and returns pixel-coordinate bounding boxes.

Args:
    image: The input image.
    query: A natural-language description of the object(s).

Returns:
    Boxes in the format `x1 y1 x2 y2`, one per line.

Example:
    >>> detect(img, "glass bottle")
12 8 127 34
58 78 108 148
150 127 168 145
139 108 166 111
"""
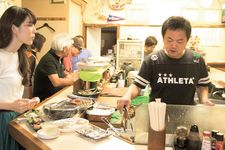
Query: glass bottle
211 130 218 150
186 125 201 150
201 131 211 150
215 132 224 150
174 126 188 150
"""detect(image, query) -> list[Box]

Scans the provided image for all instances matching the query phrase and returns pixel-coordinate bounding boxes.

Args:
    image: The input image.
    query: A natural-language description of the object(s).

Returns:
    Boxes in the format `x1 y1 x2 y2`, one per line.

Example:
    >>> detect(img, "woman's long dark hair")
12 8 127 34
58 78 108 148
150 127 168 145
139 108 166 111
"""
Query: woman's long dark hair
0 6 37 86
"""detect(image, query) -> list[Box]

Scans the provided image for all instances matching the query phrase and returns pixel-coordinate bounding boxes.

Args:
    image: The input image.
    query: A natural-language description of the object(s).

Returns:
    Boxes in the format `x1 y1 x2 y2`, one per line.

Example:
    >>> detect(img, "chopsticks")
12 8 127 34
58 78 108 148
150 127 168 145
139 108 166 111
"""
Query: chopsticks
148 98 166 131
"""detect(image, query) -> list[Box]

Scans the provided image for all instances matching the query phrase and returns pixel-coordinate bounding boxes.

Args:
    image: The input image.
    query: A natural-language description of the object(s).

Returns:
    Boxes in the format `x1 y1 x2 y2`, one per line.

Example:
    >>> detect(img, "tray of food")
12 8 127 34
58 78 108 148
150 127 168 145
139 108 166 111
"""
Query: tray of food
74 124 112 140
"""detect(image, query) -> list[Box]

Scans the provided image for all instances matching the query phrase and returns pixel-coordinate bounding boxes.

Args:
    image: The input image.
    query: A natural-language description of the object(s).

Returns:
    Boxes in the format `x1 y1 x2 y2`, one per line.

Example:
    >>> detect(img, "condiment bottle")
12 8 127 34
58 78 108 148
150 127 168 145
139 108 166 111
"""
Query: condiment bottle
186 125 201 150
215 132 224 150
201 131 211 150
174 126 188 150
211 130 218 150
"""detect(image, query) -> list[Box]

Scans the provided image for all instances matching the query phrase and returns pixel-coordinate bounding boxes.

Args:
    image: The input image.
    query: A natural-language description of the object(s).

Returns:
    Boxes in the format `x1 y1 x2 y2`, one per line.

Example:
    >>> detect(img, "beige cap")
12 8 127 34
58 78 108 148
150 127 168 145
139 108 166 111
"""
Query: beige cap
72 37 82 50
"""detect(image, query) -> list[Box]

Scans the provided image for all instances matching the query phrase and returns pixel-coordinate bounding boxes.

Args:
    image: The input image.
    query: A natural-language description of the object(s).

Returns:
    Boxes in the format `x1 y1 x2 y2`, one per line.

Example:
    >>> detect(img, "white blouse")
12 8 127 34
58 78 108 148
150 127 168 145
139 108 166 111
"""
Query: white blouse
0 49 24 102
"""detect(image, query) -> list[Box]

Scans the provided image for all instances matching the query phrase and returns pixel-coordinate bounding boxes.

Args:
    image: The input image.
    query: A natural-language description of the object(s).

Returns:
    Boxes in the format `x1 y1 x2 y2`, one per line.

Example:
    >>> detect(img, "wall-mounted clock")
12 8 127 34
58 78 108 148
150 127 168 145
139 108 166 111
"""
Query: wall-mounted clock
108 0 127 10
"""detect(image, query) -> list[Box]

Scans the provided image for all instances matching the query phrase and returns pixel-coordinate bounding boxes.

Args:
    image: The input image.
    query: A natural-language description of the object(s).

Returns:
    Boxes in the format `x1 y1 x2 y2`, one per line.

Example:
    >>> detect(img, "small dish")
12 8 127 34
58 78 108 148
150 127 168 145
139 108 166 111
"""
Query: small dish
37 127 60 140
54 118 89 132
86 108 115 122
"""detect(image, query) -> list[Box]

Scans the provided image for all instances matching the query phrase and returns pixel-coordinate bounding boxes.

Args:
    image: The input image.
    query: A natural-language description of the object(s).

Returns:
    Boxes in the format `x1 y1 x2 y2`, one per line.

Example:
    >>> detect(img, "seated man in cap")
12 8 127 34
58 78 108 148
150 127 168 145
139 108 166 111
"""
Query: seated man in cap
33 33 81 101
71 35 92 71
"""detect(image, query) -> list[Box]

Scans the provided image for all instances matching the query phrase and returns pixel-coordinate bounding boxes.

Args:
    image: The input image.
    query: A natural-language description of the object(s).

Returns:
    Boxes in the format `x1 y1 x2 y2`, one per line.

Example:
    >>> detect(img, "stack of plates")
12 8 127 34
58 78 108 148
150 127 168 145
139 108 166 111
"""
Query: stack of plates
77 62 110 71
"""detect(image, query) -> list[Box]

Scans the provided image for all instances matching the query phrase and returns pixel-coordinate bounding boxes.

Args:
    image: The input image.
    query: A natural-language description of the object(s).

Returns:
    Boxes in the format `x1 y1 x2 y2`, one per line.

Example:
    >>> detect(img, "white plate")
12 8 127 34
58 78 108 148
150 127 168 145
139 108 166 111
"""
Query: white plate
42 118 89 133
86 108 115 116
37 128 60 140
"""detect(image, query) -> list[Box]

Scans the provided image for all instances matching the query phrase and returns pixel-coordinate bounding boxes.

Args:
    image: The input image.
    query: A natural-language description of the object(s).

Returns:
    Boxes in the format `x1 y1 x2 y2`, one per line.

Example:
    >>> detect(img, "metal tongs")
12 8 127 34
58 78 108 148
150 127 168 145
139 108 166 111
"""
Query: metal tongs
101 117 121 136
123 107 134 133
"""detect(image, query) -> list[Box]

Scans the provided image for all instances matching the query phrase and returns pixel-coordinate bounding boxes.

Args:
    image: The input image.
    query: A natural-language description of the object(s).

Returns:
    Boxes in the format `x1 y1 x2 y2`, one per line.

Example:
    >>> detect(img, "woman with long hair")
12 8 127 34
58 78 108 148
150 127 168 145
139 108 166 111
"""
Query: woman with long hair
0 6 38 150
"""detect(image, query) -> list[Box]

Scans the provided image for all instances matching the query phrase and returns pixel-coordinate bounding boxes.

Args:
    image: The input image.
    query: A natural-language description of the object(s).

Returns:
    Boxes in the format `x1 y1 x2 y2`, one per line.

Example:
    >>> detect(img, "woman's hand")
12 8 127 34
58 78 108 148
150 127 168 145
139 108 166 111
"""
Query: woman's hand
12 99 30 113
10 97 40 113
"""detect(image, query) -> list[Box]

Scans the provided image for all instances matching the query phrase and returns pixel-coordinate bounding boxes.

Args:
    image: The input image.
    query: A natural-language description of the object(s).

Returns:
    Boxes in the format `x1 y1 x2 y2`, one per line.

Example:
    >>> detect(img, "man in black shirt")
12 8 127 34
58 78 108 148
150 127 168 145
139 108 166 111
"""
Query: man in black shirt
33 33 81 101
117 16 214 109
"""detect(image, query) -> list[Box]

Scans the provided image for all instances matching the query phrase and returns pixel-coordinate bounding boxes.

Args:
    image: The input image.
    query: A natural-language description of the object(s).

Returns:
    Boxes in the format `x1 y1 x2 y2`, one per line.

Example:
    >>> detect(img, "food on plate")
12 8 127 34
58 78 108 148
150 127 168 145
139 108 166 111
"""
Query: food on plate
75 89 100 97
25 109 44 131
70 99 93 107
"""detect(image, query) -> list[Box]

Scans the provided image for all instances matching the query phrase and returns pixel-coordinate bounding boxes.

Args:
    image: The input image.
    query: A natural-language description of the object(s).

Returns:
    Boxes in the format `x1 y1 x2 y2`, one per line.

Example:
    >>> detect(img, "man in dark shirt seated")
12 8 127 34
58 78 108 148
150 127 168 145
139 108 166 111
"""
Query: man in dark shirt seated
33 33 81 101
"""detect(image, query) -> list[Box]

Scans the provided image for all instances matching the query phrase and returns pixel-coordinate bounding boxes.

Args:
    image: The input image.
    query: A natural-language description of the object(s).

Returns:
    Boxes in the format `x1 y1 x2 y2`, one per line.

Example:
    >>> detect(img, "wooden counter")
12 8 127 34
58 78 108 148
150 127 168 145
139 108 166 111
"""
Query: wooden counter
9 86 157 150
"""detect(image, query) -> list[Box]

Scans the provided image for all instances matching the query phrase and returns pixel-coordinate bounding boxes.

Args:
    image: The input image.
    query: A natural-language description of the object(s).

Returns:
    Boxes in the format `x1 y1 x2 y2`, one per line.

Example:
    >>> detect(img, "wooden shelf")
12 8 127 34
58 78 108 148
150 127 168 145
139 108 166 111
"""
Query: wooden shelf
84 23 225 28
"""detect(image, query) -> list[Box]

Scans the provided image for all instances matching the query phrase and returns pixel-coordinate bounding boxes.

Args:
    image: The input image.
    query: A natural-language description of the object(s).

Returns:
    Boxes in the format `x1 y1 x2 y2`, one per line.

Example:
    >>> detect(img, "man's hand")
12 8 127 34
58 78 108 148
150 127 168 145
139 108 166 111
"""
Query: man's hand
117 97 131 112
201 99 215 106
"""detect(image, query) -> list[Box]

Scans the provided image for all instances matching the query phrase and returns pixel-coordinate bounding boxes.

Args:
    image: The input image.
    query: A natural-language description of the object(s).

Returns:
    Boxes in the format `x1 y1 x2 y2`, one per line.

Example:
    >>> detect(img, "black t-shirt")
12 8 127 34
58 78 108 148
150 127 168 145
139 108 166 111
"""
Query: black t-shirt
33 49 65 100
134 49 210 105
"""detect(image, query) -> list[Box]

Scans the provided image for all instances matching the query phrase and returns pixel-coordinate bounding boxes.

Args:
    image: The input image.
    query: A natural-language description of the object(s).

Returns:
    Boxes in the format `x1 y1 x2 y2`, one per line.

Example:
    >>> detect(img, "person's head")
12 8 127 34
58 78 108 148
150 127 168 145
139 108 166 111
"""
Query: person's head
75 35 85 47
0 6 36 86
161 16 191 59
31 32 46 52
71 36 82 57
0 6 37 48
144 36 157 54
51 33 73 58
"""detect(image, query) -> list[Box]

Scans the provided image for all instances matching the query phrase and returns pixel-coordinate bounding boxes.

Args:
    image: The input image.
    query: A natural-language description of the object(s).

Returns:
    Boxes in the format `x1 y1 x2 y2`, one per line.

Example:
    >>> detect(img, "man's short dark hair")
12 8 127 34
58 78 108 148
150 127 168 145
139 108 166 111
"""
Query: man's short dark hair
161 16 192 41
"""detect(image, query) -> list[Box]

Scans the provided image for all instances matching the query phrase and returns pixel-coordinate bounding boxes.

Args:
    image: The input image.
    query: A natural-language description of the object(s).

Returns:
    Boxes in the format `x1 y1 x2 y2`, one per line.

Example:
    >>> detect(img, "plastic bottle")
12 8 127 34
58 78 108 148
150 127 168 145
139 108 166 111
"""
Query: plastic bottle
215 132 224 150
186 125 201 150
211 130 218 150
201 131 211 150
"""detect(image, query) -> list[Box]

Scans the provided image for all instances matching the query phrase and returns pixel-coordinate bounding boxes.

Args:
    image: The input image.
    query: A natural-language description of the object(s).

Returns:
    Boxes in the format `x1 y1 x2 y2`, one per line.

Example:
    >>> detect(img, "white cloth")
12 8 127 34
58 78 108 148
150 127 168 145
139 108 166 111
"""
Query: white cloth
0 49 24 102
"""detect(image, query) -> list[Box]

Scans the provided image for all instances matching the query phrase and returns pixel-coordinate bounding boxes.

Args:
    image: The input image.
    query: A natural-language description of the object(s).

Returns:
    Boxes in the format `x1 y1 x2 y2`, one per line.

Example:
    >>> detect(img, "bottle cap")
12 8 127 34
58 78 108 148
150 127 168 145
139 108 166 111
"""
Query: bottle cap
203 131 210 137
190 125 199 133
216 132 224 141
176 126 188 137
211 130 218 138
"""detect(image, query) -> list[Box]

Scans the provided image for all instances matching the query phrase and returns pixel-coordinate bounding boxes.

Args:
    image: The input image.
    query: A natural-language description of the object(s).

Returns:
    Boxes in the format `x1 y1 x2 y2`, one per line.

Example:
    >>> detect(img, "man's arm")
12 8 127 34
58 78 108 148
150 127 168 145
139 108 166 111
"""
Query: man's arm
196 86 214 106
48 74 74 87
117 84 141 110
